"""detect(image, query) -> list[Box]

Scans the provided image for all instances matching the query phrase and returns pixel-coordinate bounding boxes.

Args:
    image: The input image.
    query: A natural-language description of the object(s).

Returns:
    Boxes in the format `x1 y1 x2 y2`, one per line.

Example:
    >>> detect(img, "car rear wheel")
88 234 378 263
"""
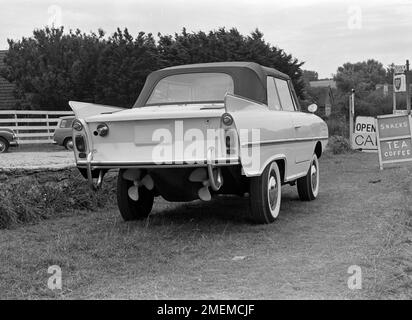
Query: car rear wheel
297 154 319 201
249 161 282 224
64 138 73 150
117 169 154 221
0 137 9 153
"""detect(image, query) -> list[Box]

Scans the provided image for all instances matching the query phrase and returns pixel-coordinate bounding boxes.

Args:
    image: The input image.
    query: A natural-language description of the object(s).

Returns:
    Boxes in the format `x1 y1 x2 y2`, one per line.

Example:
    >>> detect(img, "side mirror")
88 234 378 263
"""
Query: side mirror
308 104 318 113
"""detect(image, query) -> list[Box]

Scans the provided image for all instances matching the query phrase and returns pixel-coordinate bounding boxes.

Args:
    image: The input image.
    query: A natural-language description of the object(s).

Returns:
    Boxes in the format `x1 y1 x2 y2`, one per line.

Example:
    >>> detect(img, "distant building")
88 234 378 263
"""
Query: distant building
375 83 412 97
0 50 19 110
375 84 390 96
309 79 337 89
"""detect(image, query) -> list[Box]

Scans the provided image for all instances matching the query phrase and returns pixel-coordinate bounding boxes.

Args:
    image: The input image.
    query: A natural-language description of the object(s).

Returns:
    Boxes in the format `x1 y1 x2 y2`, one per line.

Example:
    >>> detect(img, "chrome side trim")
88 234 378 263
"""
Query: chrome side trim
242 136 329 147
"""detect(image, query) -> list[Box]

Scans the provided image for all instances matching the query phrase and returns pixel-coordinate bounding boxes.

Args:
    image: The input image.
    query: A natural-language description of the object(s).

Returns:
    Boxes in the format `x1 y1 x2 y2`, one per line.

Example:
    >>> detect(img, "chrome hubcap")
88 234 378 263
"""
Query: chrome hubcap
0 141 5 153
268 174 278 211
310 159 319 196
67 140 73 150
311 165 317 190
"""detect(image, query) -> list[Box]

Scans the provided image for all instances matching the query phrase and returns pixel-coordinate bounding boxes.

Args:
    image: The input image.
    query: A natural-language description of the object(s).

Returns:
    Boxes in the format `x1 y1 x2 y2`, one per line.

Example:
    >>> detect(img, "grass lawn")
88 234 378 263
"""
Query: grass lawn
0 151 410 299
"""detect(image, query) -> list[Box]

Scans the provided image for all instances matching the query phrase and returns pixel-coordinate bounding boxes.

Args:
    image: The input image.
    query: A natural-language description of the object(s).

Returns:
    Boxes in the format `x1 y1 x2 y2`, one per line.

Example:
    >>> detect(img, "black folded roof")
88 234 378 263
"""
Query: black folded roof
133 62 291 107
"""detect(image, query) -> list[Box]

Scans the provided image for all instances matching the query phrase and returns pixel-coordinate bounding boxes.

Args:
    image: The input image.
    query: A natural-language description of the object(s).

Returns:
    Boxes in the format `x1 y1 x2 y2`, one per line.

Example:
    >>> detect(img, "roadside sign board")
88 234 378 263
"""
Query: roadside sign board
376 114 412 169
379 138 412 161
394 74 406 92
393 64 406 74
352 116 377 151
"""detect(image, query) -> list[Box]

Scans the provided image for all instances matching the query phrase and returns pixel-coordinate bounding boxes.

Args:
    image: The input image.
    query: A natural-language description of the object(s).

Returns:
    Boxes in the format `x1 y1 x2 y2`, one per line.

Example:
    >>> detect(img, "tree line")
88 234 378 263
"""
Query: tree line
303 59 397 118
0 27 305 110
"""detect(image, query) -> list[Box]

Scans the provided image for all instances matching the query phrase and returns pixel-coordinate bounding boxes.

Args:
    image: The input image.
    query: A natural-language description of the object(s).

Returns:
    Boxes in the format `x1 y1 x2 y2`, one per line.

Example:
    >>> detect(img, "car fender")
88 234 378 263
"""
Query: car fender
0 128 15 142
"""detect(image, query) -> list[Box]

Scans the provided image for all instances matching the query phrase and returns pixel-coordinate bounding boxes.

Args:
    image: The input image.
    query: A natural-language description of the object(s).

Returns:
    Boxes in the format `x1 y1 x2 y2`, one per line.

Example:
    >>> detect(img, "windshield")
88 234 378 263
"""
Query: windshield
146 73 234 106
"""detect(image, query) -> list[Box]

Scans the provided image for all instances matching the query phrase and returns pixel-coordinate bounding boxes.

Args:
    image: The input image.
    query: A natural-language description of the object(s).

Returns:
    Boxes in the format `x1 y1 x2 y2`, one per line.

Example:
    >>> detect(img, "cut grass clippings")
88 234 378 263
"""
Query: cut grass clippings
0 168 117 229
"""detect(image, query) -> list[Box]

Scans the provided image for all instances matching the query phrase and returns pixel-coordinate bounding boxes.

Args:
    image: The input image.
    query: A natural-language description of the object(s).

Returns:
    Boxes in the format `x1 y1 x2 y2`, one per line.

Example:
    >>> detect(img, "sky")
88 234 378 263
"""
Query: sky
0 0 411 78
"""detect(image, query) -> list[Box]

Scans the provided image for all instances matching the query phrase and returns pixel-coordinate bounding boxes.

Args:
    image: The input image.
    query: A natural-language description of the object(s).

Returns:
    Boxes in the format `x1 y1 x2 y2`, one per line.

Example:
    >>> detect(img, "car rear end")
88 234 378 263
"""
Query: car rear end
72 105 240 170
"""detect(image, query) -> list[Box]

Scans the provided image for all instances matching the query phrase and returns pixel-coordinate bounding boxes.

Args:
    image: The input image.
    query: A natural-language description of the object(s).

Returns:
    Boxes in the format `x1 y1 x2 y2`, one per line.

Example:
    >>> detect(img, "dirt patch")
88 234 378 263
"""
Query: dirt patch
1 151 75 170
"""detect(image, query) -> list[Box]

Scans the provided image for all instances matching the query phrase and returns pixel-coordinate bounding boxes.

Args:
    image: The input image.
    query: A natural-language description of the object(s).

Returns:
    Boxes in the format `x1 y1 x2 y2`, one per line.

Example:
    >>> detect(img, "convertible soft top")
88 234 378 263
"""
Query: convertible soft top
133 62 291 108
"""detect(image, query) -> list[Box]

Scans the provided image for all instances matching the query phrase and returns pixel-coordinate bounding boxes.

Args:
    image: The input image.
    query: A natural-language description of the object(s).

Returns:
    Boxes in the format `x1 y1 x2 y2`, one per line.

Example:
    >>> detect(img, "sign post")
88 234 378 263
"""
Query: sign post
376 114 412 170
406 60 411 114
349 89 355 149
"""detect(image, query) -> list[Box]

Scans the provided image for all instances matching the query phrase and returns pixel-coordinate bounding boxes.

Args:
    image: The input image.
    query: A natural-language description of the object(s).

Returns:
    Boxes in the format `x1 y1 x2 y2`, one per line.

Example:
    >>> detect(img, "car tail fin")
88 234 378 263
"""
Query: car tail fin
224 93 267 113
68 101 125 120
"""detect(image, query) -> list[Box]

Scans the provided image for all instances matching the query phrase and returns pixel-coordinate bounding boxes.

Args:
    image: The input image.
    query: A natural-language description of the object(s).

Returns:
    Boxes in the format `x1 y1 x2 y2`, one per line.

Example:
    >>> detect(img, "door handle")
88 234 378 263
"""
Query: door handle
294 124 302 128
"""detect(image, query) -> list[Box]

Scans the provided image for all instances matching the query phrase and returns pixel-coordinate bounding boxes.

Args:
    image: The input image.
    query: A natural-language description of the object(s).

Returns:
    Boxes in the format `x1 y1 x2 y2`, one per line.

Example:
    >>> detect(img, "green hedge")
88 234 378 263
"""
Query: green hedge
0 27 305 110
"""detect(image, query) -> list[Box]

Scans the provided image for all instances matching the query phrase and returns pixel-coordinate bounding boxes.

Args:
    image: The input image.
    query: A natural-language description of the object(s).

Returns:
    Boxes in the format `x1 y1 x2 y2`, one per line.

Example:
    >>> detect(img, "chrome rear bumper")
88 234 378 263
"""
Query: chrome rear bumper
81 148 239 191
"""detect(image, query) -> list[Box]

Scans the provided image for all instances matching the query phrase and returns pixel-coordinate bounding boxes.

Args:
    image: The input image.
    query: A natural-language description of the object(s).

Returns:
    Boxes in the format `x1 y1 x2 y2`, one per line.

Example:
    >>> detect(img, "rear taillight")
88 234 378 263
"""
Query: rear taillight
75 135 86 152
72 119 83 131
225 128 238 155
225 135 231 150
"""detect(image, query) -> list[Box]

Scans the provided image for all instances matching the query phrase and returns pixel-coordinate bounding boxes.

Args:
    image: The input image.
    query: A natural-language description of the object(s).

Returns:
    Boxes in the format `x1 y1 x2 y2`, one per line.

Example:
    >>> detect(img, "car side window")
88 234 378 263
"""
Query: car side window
60 119 74 128
288 81 300 111
274 78 296 112
266 77 282 111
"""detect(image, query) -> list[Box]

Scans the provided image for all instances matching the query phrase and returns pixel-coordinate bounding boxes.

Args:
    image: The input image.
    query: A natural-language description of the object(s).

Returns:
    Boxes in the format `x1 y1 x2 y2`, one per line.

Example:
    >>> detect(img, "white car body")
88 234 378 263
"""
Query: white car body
69 62 328 224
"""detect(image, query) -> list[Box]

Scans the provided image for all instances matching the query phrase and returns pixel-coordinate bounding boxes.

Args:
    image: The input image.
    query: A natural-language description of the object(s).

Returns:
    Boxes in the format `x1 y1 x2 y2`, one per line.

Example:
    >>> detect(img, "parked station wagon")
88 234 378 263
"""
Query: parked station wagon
69 62 328 224
53 116 75 150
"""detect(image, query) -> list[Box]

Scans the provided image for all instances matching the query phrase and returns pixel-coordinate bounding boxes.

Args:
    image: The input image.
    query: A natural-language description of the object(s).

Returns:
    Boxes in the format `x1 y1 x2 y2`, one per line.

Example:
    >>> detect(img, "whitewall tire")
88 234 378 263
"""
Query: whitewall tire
297 154 320 201
249 161 282 224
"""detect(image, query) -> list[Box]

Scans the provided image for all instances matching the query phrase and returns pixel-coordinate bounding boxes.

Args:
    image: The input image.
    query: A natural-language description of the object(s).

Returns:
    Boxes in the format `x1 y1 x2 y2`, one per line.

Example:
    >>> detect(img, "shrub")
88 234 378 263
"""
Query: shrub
325 116 348 137
328 135 352 154
0 168 116 229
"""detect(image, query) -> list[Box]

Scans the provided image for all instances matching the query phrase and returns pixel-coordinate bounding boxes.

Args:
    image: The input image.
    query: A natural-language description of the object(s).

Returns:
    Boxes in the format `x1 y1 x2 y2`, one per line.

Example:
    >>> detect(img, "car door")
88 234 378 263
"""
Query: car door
266 77 300 179
273 78 312 175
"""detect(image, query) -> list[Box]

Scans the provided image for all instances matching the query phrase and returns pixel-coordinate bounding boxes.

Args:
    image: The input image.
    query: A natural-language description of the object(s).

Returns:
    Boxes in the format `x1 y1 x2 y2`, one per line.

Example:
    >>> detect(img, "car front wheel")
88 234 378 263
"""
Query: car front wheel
117 169 154 221
249 161 282 224
297 154 319 201
0 137 9 153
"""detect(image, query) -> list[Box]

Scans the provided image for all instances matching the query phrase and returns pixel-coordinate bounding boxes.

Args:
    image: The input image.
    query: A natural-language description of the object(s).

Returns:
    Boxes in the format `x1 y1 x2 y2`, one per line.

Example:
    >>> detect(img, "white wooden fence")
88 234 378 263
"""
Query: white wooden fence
0 110 74 144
